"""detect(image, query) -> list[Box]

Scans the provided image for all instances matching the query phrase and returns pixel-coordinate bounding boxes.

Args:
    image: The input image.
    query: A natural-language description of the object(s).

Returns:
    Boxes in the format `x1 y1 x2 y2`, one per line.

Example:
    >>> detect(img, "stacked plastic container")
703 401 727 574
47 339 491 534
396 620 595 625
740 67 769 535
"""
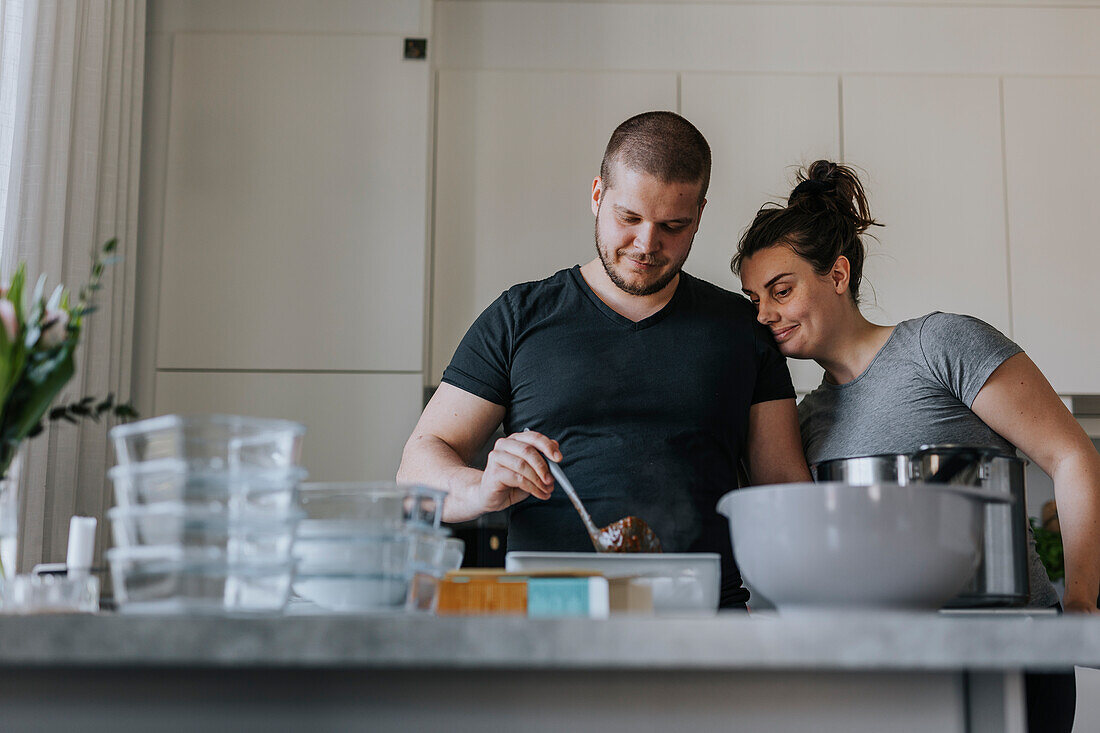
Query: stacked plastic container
291 482 463 612
105 415 307 614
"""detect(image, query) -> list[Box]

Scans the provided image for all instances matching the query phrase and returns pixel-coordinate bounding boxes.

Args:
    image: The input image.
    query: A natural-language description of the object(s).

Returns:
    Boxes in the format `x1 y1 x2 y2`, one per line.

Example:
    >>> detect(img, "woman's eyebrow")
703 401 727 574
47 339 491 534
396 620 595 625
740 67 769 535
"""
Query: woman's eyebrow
765 273 794 288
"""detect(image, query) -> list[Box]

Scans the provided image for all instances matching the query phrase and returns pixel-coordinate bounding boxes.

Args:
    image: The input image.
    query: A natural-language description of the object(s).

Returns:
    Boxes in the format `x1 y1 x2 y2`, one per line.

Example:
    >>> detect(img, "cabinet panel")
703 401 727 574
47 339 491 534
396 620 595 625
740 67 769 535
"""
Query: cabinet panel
431 70 677 383
148 0 425 35
843 76 1011 335
154 371 424 482
682 73 840 393
158 34 427 371
435 2 1100 76
1003 78 1100 394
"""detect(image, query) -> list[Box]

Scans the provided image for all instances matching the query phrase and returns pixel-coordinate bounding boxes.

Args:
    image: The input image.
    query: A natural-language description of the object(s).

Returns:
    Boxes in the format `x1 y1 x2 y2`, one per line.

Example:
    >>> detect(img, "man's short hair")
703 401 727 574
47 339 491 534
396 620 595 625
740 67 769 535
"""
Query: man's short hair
600 111 711 205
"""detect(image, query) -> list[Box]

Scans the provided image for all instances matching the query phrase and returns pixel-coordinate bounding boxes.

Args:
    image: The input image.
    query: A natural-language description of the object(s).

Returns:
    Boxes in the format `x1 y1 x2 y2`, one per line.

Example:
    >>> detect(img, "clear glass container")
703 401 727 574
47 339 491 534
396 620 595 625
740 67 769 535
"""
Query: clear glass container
296 482 447 536
0 573 100 614
108 504 302 562
107 545 293 614
109 414 305 471
292 532 412 612
109 459 305 517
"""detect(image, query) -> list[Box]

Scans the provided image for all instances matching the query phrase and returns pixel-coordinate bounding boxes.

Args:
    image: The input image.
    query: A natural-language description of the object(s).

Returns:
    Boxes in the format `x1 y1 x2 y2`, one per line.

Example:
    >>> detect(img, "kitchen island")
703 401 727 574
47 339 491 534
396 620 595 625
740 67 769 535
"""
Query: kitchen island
0 610 1094 732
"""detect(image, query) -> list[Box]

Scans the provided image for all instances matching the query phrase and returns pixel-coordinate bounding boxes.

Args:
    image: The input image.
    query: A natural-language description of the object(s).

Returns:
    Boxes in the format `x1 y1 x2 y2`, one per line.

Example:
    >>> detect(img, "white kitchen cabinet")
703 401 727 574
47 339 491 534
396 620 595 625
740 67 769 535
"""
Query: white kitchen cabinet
147 0 424 35
1003 78 1100 395
431 70 677 383
153 372 424 482
842 76 1011 336
157 34 428 372
682 73 840 393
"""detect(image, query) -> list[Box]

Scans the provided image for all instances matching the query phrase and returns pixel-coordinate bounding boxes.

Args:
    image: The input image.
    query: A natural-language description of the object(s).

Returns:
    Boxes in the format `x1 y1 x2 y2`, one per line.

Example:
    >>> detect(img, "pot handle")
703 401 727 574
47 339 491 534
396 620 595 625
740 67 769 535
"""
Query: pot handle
931 484 1015 504
913 445 986 483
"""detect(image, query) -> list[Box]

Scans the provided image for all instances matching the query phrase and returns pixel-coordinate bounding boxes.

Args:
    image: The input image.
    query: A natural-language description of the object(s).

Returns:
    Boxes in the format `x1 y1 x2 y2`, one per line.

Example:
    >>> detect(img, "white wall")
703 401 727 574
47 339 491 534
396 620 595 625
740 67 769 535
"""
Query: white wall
429 0 1100 399
136 0 433 480
134 1 1098 723
426 5 1100 728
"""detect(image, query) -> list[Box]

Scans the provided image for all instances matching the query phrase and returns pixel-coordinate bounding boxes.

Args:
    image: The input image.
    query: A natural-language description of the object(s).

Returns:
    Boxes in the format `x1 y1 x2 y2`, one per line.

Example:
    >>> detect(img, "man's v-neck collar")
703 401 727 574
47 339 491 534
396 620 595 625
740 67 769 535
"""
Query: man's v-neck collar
568 265 686 332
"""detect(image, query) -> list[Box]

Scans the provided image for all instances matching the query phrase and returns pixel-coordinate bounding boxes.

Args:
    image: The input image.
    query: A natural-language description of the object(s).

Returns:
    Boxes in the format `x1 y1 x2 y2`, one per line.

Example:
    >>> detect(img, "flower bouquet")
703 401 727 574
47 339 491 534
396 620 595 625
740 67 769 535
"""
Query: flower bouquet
0 239 135 577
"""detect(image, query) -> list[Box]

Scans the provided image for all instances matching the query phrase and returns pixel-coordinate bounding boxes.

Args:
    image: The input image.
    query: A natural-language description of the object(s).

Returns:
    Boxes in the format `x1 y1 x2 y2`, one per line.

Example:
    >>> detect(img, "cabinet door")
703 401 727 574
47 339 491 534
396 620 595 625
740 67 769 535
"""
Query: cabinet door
682 73 840 393
431 70 677 383
843 76 1011 335
157 34 427 372
154 372 424 482
1003 78 1100 394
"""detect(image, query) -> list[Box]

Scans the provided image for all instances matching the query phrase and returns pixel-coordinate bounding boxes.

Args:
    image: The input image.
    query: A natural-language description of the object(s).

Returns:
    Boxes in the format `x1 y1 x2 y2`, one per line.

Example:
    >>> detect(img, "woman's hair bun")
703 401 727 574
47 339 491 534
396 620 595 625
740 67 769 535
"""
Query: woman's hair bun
787 159 878 235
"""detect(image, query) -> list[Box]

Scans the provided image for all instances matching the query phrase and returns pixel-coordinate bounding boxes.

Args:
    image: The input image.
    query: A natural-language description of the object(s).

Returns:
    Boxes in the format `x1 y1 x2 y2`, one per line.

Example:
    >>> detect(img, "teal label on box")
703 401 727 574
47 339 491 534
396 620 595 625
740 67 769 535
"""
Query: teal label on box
526 578 593 617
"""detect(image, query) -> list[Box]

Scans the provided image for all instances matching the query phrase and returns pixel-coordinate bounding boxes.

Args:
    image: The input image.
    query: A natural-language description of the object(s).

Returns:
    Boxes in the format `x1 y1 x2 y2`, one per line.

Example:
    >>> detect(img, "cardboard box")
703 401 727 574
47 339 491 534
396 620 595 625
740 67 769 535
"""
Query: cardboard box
435 569 653 617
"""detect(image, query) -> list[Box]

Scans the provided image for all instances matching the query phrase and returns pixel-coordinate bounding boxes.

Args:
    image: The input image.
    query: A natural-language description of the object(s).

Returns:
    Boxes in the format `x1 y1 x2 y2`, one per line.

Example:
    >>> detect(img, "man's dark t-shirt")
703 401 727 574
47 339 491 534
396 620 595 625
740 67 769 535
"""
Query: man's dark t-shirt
441 266 793 606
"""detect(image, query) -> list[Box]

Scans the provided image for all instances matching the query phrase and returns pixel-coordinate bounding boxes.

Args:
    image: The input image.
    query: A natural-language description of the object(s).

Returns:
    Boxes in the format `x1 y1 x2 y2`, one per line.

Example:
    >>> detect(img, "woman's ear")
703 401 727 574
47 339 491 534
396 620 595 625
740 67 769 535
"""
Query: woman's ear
831 256 852 295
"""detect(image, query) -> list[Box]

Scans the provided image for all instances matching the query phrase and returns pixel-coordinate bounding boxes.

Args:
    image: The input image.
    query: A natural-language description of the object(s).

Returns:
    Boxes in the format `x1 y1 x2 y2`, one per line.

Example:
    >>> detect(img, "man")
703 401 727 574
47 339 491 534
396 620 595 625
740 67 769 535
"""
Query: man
398 111 809 607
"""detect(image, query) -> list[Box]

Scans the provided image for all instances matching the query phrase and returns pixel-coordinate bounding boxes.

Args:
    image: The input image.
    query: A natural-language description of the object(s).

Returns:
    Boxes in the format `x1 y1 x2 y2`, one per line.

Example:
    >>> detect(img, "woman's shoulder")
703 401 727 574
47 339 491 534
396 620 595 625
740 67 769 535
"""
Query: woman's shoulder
901 312 1022 404
892 312 1013 355
899 311 1003 336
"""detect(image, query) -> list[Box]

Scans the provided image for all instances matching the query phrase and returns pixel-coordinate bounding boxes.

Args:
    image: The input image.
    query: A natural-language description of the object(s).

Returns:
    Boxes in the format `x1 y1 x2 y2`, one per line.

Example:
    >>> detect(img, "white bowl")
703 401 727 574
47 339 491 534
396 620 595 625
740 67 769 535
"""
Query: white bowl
504 551 721 615
716 482 1005 611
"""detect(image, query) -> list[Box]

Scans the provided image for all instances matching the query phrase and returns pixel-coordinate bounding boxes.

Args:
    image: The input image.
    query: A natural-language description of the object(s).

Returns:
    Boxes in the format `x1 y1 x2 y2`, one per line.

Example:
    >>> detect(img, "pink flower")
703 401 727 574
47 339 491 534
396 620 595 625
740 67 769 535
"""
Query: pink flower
0 300 15 341
39 309 69 349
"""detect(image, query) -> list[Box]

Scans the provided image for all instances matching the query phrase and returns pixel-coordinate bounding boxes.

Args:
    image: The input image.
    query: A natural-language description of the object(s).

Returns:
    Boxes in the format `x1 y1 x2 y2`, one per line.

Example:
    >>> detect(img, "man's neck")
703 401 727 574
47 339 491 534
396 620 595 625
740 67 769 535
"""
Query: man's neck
578 259 680 323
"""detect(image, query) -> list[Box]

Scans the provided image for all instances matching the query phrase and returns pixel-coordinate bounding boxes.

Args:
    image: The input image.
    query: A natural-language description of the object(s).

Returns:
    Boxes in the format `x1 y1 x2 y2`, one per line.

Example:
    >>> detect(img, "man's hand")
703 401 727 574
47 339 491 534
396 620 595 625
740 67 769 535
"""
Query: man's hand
477 431 563 513
398 385 567 522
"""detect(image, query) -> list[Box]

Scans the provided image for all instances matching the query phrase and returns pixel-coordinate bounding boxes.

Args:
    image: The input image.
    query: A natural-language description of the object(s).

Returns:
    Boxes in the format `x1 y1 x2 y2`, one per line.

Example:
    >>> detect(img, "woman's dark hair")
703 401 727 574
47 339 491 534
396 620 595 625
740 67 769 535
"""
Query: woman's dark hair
731 160 882 304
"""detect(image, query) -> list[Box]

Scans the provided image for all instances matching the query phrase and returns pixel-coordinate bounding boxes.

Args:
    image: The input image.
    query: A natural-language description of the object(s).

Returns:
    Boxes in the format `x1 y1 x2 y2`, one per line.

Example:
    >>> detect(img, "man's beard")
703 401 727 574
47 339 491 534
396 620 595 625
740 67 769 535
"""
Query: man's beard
594 207 687 297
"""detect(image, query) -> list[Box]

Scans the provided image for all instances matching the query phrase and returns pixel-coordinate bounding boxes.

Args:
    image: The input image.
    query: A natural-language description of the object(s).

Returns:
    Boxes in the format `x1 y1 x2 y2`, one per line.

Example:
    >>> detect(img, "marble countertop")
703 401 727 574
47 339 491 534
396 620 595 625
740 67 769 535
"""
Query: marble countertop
0 610 1097 672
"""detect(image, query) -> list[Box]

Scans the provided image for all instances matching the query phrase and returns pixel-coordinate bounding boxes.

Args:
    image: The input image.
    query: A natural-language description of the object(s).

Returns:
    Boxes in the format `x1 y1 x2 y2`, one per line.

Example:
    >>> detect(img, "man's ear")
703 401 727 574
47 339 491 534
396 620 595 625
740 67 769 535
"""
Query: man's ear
591 177 603 217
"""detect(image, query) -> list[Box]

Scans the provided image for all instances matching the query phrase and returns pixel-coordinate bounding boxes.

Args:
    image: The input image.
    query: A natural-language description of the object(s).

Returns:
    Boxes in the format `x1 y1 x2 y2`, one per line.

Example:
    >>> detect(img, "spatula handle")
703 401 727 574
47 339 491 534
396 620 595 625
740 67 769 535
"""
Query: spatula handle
545 458 604 546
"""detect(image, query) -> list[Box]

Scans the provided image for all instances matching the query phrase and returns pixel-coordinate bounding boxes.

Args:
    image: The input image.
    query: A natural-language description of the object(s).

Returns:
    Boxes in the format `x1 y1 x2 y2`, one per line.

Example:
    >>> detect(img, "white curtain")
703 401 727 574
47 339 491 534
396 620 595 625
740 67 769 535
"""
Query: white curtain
0 0 144 571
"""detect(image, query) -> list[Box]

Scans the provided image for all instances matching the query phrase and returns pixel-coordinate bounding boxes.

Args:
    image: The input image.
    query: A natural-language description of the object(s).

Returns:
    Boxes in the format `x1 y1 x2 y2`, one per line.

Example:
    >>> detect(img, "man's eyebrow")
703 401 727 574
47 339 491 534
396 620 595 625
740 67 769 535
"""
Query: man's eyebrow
764 273 794 289
611 204 694 224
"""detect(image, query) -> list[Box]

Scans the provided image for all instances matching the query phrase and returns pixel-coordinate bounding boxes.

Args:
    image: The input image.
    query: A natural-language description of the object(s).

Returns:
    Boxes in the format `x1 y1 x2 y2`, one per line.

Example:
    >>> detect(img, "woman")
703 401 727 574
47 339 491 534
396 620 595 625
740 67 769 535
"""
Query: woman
733 160 1098 731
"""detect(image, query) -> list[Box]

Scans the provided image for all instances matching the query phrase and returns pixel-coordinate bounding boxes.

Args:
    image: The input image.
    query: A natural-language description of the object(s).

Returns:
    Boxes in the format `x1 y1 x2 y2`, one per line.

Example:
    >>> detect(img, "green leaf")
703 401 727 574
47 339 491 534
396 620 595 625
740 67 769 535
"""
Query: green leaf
6 347 75 442
0 324 25 411
8 264 26 324
95 394 114 414
114 404 139 420
102 238 118 254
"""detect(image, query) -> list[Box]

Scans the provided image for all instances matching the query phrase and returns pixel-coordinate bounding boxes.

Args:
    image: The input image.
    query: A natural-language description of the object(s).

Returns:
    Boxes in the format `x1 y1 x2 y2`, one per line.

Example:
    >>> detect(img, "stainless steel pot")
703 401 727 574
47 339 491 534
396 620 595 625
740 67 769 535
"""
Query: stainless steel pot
814 445 1030 608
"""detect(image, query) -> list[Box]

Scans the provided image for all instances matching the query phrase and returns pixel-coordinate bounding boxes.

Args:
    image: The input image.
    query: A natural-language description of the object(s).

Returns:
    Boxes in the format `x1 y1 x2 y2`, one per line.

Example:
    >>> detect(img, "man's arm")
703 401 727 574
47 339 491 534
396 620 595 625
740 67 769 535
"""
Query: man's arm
397 383 562 523
743 398 812 485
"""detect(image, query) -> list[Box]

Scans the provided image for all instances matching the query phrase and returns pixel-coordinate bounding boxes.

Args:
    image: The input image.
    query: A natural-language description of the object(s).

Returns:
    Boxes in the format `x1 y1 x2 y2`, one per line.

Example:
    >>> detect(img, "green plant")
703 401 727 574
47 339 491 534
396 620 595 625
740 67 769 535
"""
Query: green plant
0 238 136 479
1029 517 1064 582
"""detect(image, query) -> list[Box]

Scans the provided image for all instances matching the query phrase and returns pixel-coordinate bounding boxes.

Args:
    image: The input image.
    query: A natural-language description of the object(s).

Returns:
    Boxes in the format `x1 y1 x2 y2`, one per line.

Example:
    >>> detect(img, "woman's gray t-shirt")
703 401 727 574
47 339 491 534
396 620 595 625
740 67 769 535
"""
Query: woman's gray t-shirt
798 311 1059 608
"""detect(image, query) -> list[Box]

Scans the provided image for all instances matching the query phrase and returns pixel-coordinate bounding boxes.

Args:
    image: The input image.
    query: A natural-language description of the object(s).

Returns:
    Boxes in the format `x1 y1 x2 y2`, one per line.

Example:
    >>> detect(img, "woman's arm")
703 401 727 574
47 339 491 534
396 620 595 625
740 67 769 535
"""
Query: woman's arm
971 352 1100 613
